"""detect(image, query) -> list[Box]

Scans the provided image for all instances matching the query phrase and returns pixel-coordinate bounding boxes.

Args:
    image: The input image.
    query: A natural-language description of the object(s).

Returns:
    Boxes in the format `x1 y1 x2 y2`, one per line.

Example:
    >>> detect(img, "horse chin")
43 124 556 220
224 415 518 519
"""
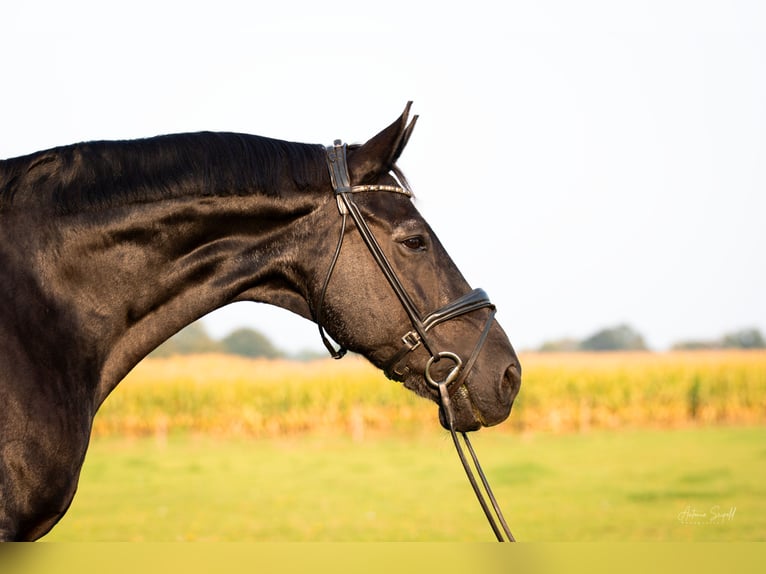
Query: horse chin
437 385 484 432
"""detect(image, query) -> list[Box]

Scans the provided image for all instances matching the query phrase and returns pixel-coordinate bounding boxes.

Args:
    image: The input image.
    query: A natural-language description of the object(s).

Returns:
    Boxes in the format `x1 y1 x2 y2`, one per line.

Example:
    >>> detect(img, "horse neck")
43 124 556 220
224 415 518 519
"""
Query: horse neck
21 187 327 407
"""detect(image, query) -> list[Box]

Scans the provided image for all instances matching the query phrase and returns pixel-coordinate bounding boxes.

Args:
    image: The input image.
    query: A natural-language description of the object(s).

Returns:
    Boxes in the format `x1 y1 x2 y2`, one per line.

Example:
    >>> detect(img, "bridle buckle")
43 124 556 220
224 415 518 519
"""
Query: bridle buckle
401 330 422 352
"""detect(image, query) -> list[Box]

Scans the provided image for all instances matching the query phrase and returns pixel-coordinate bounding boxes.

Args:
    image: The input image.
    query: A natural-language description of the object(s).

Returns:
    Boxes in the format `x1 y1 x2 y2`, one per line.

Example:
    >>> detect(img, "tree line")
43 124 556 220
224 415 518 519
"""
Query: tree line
151 321 765 359
538 324 765 352
149 322 324 361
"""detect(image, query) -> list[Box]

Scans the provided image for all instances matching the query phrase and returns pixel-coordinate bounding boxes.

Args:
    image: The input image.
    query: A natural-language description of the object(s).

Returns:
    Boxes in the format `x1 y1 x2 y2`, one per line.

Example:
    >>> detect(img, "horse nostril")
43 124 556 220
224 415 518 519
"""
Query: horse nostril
500 363 522 404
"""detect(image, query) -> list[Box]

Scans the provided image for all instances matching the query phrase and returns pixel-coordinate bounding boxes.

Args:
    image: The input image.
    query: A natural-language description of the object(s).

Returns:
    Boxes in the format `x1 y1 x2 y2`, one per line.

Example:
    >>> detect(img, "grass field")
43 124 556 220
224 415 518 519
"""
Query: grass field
45 426 766 541
40 350 766 541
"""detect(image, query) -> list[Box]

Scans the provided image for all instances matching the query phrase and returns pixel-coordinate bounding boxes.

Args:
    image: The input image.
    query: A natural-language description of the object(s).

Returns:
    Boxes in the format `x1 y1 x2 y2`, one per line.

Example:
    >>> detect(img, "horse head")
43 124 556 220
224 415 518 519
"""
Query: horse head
309 103 521 432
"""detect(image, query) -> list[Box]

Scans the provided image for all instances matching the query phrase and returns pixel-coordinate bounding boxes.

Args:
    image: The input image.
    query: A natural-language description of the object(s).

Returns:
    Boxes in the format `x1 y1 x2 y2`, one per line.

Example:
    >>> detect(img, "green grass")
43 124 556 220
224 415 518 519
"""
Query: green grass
44 426 766 541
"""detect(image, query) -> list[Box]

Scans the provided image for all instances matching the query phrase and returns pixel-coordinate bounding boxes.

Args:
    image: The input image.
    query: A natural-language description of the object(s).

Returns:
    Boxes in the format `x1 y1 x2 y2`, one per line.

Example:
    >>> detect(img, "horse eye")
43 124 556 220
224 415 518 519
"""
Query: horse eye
401 236 426 251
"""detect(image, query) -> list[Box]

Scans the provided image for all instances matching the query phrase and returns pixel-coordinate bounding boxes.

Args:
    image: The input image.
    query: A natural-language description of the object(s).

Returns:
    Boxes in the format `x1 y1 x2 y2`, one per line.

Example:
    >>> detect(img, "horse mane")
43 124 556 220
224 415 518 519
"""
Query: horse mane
0 132 329 213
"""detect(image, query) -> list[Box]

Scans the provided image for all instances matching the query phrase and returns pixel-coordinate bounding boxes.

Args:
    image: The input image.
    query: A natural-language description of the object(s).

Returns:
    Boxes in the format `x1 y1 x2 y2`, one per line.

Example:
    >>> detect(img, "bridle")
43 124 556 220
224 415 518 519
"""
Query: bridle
315 140 515 542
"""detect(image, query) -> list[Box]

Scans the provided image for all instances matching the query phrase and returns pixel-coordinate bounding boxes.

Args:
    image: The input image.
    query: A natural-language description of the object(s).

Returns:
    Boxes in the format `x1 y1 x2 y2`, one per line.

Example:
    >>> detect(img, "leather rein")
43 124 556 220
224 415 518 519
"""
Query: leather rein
315 140 515 542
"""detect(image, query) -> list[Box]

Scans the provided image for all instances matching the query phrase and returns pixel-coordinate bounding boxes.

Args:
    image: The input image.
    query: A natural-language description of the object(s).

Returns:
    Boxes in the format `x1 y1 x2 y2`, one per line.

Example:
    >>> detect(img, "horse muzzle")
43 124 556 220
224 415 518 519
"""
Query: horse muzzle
437 361 521 432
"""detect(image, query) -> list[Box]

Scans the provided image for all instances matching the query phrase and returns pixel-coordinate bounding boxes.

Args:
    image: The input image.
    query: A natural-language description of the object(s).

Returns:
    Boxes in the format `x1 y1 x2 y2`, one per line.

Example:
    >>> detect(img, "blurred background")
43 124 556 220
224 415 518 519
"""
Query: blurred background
2 0 764 542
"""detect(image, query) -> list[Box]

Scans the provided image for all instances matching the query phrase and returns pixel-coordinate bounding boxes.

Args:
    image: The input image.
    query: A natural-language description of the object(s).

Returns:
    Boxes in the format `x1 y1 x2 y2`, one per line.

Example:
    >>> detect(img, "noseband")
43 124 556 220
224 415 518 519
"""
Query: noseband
315 140 515 541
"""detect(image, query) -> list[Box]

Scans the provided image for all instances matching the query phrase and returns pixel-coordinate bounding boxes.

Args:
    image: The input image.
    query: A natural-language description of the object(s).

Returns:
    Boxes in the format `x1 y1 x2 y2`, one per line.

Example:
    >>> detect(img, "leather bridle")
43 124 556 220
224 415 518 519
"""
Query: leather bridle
315 140 515 542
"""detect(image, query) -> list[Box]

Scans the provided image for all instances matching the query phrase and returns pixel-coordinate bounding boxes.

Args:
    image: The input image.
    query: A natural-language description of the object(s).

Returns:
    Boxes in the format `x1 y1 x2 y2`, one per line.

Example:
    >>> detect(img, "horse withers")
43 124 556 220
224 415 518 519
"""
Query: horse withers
0 103 521 541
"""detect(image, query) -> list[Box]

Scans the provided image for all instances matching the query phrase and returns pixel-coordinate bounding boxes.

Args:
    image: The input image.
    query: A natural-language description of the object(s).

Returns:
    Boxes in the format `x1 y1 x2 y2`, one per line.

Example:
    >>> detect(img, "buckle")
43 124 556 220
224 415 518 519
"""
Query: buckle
401 330 422 351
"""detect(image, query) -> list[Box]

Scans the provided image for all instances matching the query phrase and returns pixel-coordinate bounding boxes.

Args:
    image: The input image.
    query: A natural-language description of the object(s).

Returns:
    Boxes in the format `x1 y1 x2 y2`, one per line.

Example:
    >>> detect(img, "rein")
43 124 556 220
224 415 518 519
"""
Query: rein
316 140 515 541
430 373 515 542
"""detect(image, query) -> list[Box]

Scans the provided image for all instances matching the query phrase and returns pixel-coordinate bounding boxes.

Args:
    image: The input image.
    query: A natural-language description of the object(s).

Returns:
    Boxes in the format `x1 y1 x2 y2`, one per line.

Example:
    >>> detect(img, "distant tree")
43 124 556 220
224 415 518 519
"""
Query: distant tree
721 328 765 349
221 328 283 358
671 339 719 351
291 349 327 362
150 322 222 357
579 324 648 351
538 338 580 352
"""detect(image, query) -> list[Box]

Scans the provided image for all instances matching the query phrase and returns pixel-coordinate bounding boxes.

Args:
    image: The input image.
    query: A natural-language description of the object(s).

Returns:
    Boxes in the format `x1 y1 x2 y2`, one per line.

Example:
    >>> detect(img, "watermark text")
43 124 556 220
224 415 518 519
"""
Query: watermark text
678 505 736 525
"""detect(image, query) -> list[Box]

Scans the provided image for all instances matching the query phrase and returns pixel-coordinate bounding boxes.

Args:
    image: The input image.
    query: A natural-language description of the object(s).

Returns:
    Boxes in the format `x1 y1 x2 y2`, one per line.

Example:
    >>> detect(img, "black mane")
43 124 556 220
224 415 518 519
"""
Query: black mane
0 132 328 212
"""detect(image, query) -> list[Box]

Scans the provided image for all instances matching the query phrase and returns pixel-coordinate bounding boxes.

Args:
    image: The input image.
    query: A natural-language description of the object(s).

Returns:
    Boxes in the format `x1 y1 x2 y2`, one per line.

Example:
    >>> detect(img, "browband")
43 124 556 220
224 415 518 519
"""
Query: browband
326 140 411 203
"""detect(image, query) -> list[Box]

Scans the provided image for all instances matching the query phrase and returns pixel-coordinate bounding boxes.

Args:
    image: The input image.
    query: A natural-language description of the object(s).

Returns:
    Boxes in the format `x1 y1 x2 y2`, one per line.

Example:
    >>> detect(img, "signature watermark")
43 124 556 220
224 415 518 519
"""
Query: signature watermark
678 505 737 525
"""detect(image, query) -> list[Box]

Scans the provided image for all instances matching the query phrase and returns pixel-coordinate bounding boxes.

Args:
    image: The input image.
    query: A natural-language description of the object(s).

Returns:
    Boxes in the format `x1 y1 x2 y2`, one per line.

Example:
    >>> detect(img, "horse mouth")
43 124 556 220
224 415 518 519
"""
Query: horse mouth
459 385 489 425
437 385 483 431
437 363 521 432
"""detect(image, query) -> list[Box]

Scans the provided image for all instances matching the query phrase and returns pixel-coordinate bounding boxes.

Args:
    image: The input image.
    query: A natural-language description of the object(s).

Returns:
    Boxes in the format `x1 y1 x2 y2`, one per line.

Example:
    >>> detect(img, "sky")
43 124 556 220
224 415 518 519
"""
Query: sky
2 0 764 353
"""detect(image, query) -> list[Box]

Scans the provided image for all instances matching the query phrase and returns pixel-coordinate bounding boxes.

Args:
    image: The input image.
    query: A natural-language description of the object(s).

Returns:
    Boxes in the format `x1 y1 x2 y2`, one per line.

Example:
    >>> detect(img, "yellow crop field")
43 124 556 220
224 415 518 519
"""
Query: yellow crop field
92 350 766 438
94 354 430 439
513 350 766 432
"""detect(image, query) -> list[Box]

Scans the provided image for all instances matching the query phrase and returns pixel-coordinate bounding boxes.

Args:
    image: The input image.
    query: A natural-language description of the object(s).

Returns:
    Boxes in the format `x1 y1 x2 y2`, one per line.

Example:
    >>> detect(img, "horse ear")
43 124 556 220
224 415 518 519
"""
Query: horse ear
348 102 418 184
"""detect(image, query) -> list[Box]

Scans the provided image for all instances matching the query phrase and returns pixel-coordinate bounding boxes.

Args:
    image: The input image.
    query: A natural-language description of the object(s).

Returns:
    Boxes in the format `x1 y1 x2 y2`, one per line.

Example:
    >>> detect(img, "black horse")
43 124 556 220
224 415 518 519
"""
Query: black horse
0 104 521 541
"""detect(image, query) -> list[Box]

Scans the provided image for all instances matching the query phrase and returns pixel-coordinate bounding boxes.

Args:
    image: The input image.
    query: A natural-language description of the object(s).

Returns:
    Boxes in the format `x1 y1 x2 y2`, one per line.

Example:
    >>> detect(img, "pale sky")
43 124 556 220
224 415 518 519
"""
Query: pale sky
2 0 764 352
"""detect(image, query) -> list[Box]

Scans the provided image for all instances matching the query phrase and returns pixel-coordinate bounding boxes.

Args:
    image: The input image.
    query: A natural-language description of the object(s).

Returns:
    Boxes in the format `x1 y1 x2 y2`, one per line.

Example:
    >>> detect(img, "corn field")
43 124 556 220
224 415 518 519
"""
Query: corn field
93 351 766 438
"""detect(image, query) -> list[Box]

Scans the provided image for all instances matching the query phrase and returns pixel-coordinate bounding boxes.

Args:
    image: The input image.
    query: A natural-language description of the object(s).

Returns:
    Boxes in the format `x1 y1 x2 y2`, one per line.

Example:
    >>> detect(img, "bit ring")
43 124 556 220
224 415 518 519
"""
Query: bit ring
425 352 463 388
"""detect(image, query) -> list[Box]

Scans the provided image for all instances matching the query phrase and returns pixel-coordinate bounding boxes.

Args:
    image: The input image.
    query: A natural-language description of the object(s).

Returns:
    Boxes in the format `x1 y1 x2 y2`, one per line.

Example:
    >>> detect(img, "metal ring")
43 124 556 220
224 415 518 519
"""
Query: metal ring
425 352 463 388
